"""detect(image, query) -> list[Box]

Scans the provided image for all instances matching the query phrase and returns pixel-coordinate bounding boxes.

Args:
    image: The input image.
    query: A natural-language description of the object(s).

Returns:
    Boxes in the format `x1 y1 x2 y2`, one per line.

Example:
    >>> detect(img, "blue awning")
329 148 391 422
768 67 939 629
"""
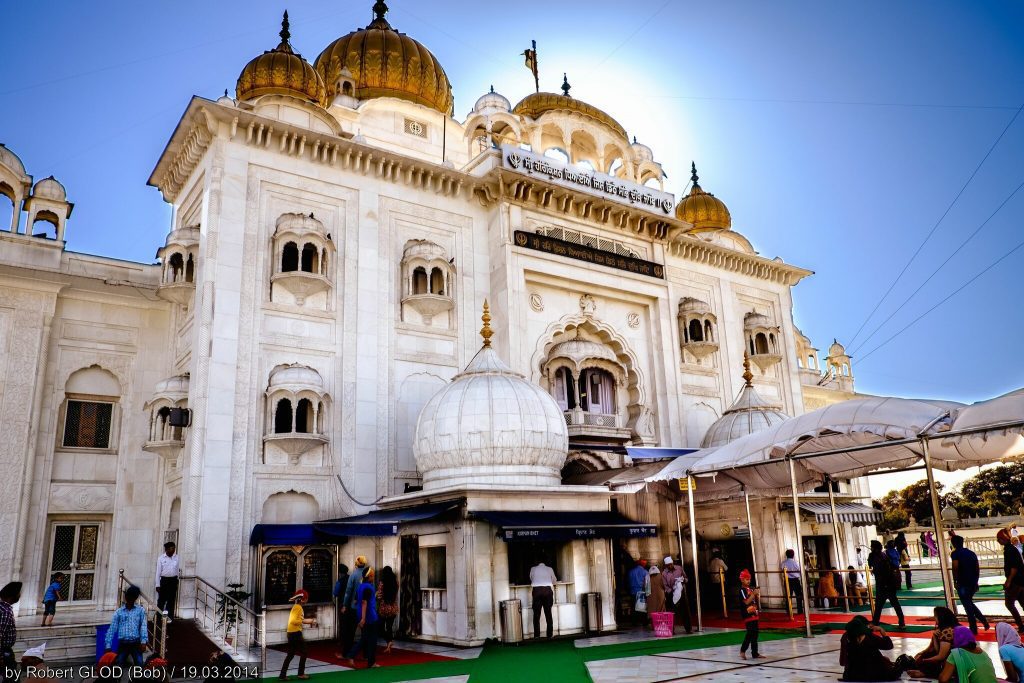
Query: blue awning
249 524 322 546
626 447 700 459
313 501 460 538
471 510 657 542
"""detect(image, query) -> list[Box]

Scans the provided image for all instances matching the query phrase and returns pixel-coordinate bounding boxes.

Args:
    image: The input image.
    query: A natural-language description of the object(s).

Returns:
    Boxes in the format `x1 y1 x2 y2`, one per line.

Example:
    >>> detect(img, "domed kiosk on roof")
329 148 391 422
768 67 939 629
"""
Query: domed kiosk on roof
701 354 789 448
676 162 731 231
473 86 511 114
314 1 454 115
413 302 569 490
236 12 327 106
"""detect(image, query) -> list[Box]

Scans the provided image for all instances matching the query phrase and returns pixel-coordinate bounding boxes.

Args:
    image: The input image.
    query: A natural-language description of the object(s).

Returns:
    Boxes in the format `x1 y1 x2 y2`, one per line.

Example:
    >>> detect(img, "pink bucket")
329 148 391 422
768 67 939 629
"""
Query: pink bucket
651 611 674 638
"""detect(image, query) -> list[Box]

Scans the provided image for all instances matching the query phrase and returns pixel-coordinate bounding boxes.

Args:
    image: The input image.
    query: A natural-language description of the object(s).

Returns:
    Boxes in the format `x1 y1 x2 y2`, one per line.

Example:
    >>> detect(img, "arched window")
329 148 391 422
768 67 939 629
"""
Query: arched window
295 398 313 433
185 254 195 283
430 267 445 295
412 267 428 294
62 366 120 450
341 81 353 97
553 367 576 411
754 333 769 355
281 242 299 272
168 253 184 283
704 320 713 342
0 184 15 232
688 319 704 343
316 401 324 433
32 217 57 239
543 148 569 164
769 333 777 353
155 406 171 441
301 243 318 273
320 248 328 275
274 398 293 434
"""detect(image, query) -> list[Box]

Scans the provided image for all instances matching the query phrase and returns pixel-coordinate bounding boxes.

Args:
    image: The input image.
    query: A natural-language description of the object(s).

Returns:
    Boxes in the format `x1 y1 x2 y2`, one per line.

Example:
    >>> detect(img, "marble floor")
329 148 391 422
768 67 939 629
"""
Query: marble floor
584 633 1007 683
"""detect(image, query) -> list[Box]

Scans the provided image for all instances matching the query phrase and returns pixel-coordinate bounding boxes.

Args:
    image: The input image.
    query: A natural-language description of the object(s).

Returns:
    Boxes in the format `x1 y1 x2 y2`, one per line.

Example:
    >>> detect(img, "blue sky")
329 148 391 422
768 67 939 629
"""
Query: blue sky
1 2 1022 492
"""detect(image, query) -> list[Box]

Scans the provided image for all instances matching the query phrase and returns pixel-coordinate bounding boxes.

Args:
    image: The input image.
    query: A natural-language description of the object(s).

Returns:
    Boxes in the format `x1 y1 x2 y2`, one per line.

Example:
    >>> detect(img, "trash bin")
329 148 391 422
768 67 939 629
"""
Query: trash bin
95 623 118 661
499 599 524 644
581 592 602 634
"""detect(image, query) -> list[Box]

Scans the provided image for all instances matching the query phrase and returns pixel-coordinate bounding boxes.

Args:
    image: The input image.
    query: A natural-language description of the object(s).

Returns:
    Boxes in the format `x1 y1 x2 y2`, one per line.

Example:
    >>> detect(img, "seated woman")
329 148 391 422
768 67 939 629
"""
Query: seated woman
908 606 959 678
846 565 868 606
840 616 915 682
817 566 839 609
998 622 1024 682
939 626 997 683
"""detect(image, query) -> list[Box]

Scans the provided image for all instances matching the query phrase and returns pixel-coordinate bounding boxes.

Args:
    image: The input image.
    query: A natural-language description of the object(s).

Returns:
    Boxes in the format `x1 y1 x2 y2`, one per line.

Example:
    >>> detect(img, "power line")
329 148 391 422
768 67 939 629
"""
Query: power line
636 93 1020 112
582 0 674 78
850 175 1024 355
856 235 1024 365
844 100 1024 350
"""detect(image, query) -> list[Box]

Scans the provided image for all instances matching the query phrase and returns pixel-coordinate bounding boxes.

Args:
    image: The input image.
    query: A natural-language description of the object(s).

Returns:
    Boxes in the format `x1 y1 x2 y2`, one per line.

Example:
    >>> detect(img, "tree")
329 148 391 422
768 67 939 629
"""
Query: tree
872 478 944 532
953 459 1024 518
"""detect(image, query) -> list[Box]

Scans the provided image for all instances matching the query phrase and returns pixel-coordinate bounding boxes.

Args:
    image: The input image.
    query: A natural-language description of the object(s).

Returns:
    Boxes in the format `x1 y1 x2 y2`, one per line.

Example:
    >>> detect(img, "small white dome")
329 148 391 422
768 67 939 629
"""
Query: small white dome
743 311 772 331
403 239 446 262
0 143 26 176
701 360 789 448
678 297 712 316
828 339 847 357
268 364 324 392
548 338 619 366
473 86 511 113
630 137 653 162
154 374 190 397
33 176 66 201
275 212 325 237
414 307 568 490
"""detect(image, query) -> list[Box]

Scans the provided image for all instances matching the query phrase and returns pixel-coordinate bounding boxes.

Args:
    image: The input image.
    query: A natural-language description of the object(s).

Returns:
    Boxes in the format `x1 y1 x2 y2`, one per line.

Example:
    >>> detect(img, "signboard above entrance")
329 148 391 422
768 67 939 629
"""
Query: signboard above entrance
501 145 675 215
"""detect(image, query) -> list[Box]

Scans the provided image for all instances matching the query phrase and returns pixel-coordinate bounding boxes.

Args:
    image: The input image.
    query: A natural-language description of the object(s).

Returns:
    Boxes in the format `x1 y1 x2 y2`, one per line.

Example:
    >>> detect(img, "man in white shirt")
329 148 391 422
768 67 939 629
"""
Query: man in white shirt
155 541 180 621
529 560 557 639
779 549 803 614
707 551 728 603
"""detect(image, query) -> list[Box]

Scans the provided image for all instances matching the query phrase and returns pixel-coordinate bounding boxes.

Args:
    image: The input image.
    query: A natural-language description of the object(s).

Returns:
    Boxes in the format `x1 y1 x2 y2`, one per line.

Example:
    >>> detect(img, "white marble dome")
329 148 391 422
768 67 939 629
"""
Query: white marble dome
828 339 847 357
473 86 511 114
701 370 789 448
548 338 618 366
414 319 568 490
0 143 26 176
268 363 323 392
154 374 190 399
33 176 66 201
630 137 654 162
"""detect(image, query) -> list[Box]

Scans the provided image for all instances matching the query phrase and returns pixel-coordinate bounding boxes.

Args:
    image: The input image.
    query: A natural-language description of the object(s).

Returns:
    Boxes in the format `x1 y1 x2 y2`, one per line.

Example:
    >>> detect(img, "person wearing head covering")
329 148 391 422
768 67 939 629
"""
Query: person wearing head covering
708 551 728 602
104 585 148 666
780 549 803 615
738 570 764 660
660 556 691 634
997 622 1024 682
279 589 317 680
839 616 913 681
817 564 839 609
343 567 379 669
950 534 988 634
939 626 997 683
339 556 367 660
0 582 21 681
155 541 179 622
998 527 1024 631
646 565 665 619
895 532 912 589
907 606 959 678
869 540 906 629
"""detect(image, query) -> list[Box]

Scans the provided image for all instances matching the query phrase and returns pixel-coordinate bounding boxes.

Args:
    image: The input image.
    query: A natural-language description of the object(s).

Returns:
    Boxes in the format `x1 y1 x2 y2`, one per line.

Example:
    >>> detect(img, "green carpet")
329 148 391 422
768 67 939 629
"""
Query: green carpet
302 629 800 682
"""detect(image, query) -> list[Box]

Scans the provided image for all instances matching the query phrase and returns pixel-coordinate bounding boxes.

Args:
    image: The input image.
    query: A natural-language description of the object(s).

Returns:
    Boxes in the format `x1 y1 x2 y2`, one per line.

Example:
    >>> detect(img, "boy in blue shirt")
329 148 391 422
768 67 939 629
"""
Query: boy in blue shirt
104 585 149 665
41 573 63 626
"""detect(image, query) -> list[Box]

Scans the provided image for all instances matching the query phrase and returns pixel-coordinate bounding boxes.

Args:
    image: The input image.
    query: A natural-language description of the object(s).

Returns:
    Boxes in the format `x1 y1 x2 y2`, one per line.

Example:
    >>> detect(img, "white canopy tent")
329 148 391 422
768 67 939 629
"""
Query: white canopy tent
645 389 1024 636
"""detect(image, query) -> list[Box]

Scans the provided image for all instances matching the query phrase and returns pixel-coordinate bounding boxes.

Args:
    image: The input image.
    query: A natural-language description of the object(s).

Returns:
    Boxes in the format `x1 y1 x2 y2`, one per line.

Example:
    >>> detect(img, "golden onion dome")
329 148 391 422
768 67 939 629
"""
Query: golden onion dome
236 12 327 106
512 78 628 141
314 1 454 115
675 162 732 230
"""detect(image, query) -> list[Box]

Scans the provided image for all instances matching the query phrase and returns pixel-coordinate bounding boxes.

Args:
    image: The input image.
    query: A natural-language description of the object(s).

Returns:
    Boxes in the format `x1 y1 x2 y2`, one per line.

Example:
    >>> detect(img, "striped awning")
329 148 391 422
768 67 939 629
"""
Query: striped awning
798 502 882 527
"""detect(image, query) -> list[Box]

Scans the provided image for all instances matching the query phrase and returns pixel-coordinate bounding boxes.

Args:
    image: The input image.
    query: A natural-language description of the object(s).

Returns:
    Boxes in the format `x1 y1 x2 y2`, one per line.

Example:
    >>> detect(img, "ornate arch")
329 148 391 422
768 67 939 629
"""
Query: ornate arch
530 313 648 408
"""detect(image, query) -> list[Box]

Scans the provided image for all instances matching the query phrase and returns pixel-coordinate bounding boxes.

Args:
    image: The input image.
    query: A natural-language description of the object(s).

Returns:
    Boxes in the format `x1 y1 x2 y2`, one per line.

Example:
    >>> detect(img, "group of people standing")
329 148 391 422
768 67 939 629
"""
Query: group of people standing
627 556 693 635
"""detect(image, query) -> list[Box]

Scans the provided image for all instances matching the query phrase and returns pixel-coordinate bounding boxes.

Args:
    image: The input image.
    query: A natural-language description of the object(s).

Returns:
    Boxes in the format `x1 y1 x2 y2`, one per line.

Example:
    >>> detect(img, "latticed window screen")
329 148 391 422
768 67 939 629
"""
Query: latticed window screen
63 401 113 448
534 227 644 258
50 523 99 601
265 550 298 605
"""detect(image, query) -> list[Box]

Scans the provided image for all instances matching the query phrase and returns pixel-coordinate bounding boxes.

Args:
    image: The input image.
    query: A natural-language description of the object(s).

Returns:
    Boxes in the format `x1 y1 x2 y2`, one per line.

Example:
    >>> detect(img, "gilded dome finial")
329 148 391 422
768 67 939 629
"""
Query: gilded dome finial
279 10 291 47
742 351 754 387
371 1 390 26
690 161 700 189
480 300 494 348
561 73 571 97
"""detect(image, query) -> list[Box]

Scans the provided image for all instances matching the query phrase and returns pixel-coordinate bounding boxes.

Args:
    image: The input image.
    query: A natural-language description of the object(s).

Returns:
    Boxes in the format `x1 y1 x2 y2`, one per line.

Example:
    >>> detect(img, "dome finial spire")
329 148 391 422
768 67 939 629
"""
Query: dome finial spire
690 161 700 188
742 351 754 387
480 300 494 348
373 0 389 21
279 10 291 48
561 73 571 97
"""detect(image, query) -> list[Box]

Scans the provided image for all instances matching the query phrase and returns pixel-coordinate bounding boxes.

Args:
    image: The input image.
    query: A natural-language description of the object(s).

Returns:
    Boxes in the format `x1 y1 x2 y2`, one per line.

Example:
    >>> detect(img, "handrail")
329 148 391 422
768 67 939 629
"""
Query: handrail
178 575 266 672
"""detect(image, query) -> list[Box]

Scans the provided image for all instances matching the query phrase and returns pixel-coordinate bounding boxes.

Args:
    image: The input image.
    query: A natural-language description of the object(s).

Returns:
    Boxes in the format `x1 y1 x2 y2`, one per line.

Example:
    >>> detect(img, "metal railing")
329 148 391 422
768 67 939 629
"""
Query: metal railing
178 575 266 670
116 569 168 658
420 587 448 611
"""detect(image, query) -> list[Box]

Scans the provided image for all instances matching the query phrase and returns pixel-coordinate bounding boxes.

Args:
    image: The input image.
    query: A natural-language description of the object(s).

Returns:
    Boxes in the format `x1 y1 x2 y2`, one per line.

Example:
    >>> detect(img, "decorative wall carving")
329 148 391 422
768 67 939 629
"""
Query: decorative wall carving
49 483 115 513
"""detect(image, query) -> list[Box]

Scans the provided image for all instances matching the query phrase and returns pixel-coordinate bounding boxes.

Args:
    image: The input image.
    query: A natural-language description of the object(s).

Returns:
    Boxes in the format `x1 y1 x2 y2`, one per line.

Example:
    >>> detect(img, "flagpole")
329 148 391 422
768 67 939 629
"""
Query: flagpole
532 40 539 92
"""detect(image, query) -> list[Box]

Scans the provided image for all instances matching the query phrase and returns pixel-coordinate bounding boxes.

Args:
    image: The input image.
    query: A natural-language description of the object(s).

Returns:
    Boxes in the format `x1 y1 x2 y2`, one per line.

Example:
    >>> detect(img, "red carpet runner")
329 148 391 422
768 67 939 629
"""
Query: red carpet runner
271 639 458 669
